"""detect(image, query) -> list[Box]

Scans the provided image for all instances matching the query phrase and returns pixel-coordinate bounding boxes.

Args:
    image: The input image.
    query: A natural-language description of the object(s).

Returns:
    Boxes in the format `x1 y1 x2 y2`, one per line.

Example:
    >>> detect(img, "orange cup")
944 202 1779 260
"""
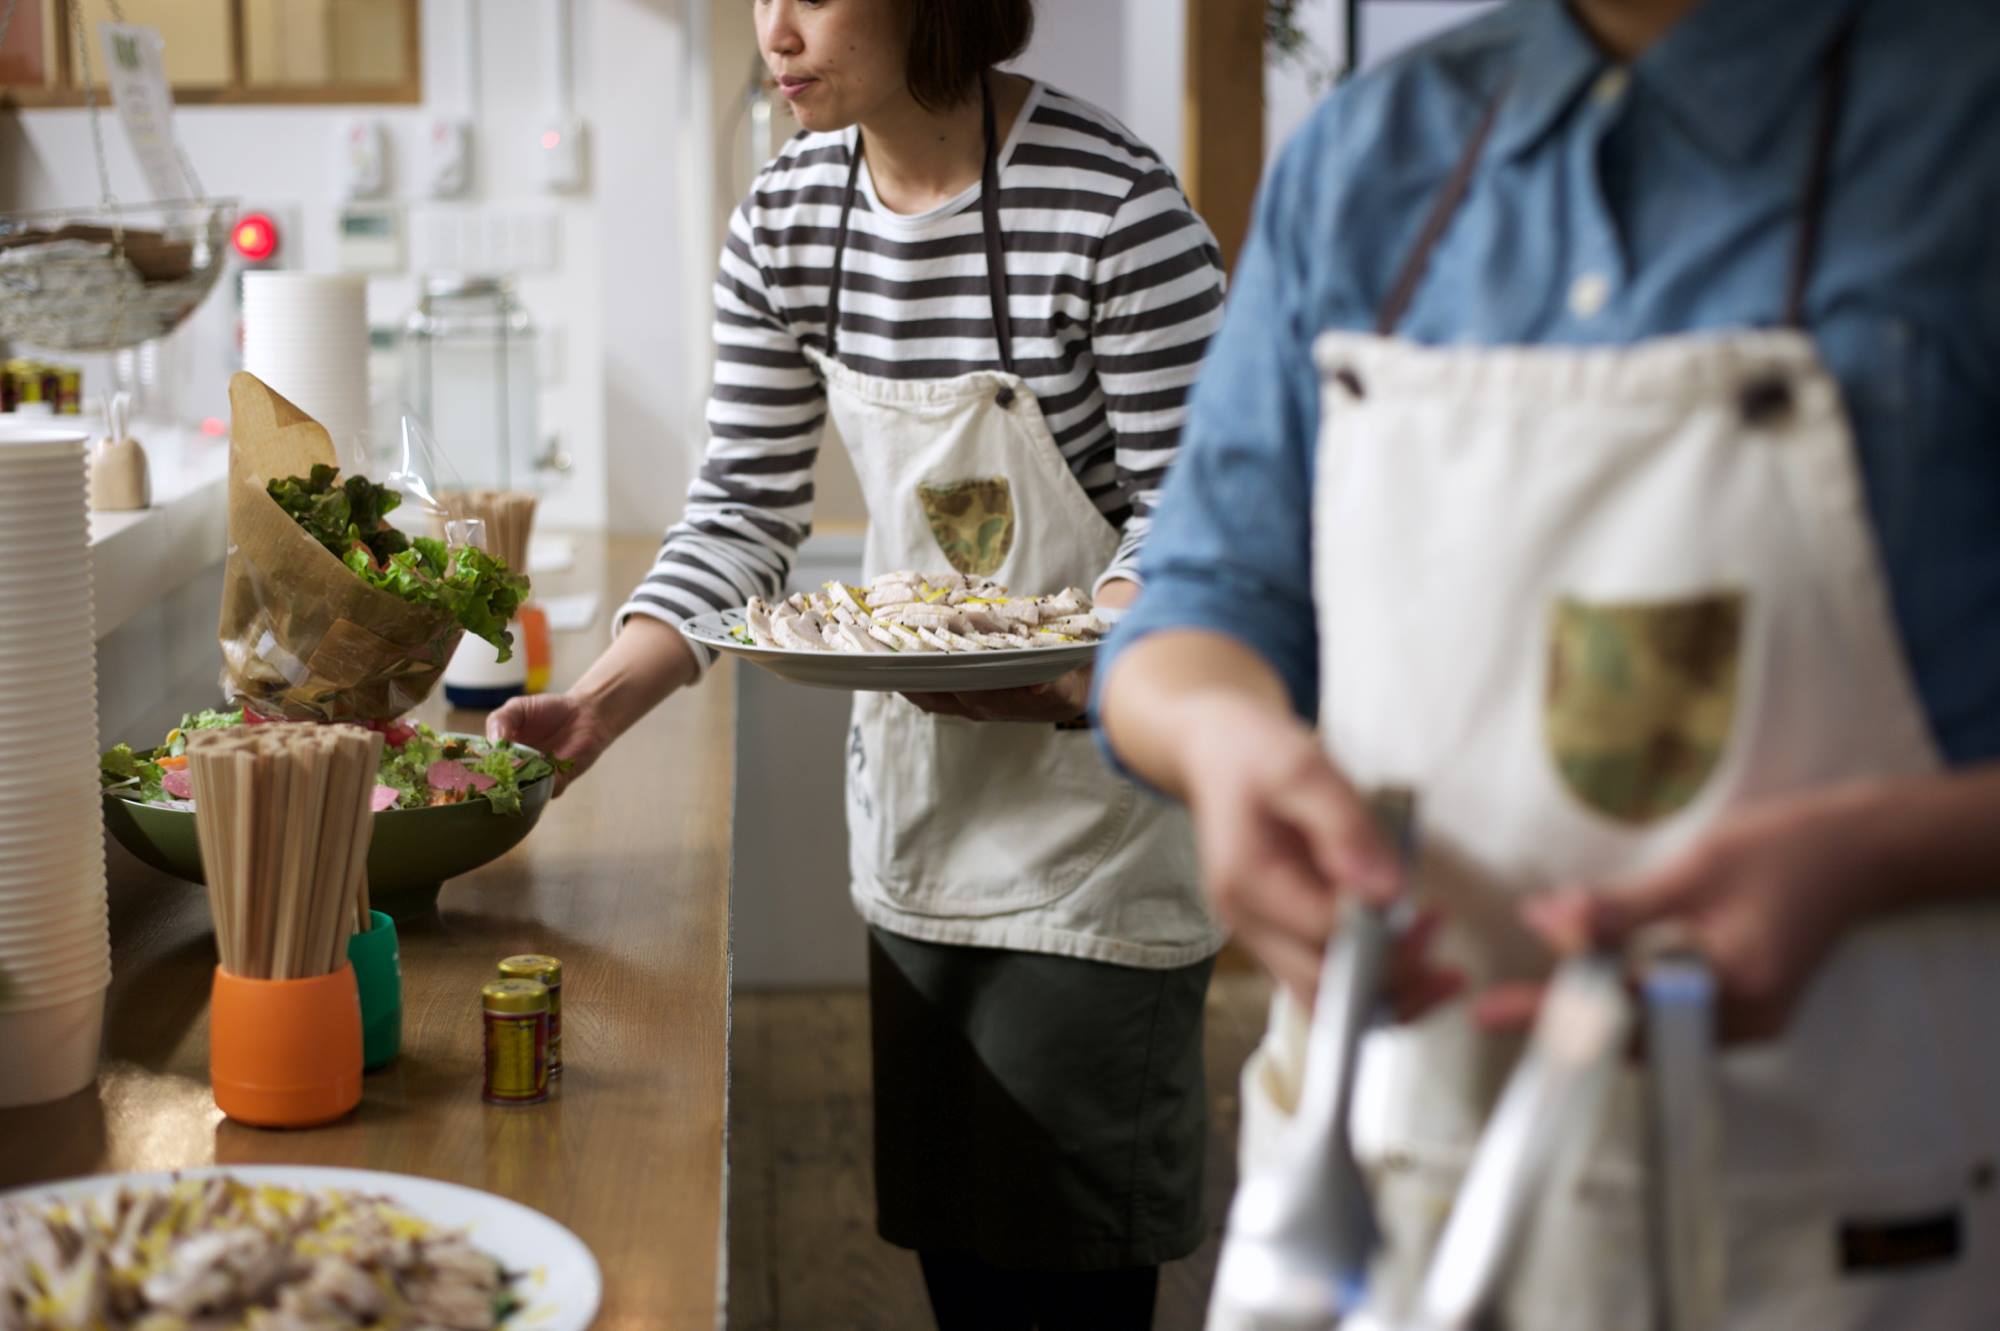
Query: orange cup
520 603 552 695
209 963 364 1128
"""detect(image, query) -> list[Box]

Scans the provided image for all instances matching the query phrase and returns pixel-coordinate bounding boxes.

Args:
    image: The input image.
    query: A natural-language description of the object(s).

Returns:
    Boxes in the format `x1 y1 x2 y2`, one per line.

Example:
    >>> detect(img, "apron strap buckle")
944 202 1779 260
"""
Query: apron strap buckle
1738 374 1796 428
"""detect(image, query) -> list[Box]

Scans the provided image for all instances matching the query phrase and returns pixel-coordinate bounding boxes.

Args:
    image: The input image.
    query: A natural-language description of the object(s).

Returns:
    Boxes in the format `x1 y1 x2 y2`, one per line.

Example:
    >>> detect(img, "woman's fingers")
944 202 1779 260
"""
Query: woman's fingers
1388 907 1465 1022
487 693 569 746
899 678 1088 724
1471 980 1547 1032
900 691 975 718
1236 920 1328 1006
1212 818 1343 940
1267 756 1400 903
485 696 532 743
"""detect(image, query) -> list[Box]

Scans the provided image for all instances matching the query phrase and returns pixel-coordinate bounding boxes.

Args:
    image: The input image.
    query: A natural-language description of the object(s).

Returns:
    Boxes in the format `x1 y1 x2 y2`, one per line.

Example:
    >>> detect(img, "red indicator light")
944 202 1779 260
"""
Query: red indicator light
200 417 227 437
540 129 562 151
232 213 279 263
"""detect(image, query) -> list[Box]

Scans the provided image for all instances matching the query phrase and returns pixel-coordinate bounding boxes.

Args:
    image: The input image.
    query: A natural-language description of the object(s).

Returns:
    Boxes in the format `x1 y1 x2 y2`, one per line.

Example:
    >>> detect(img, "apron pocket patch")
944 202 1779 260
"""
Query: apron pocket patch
918 477 1014 577
1544 591 1744 825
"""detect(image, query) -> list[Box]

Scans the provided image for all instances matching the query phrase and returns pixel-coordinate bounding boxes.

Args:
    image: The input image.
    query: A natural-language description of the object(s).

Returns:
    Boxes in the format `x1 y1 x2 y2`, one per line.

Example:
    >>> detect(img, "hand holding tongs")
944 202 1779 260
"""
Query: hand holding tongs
1212 788 1720 1331
1211 792 1418 1326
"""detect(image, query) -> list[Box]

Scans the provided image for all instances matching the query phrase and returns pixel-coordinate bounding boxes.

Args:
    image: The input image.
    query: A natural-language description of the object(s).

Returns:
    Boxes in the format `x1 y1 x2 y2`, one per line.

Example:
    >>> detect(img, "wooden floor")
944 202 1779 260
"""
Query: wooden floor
726 969 1274 1330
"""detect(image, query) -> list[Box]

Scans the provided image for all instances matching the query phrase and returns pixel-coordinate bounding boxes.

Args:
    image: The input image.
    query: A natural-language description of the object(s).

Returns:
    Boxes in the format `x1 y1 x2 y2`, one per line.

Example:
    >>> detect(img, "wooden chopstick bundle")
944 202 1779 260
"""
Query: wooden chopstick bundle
186 725 385 979
441 488 537 574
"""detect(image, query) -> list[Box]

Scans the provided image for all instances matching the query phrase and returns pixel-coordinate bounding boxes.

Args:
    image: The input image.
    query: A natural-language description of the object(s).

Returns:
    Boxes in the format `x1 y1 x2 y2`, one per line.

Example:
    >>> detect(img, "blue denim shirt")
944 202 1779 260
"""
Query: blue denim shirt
1096 0 2000 766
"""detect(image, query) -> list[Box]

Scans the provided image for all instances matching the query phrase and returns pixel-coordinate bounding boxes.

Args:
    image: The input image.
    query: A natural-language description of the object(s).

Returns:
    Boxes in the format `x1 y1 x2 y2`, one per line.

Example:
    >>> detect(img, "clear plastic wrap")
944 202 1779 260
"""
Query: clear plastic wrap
383 411 488 554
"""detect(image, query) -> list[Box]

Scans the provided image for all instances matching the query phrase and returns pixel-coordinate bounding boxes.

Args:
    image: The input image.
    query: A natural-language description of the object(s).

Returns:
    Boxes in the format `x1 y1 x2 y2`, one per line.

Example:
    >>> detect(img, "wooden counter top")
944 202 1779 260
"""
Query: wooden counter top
0 534 732 1331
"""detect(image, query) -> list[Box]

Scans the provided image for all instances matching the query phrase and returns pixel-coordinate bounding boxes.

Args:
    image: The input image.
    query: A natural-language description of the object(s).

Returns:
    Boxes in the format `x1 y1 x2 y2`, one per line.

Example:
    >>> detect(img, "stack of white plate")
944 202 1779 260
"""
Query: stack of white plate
0 425 112 1108
242 272 371 462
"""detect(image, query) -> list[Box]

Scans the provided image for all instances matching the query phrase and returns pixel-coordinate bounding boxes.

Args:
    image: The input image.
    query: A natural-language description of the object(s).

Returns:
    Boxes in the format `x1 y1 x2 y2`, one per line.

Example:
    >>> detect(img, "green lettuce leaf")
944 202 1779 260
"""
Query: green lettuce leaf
285 466 528 659
99 743 166 803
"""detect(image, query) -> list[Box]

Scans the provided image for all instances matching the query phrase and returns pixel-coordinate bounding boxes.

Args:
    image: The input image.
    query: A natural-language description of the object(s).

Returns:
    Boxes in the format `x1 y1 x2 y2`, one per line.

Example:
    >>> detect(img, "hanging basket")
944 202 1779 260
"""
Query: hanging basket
0 197 235 353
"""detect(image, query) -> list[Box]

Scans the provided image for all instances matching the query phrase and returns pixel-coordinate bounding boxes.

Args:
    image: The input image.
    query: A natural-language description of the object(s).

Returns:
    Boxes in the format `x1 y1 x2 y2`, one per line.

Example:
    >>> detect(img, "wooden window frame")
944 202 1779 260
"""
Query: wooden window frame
0 0 421 109
1183 0 1265 272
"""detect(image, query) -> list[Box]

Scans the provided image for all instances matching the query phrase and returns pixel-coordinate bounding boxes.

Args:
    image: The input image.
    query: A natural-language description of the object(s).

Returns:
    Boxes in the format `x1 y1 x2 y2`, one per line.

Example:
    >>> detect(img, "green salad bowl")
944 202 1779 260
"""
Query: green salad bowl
100 738 554 921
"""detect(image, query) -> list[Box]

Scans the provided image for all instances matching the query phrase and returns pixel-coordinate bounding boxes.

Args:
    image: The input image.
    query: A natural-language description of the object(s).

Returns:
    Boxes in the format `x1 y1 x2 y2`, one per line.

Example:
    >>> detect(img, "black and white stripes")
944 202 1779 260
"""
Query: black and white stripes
618 84 1226 664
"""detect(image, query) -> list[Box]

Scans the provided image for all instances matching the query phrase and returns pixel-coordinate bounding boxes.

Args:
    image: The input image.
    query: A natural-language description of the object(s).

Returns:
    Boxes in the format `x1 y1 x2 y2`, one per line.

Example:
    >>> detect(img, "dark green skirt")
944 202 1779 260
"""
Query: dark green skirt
868 927 1216 1271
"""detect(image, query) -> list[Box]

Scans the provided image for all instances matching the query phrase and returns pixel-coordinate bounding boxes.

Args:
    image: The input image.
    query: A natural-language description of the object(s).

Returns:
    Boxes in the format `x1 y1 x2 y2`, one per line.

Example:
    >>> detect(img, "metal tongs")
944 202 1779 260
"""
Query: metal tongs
1404 954 1635 1331
1211 792 1417 1325
1404 944 1718 1331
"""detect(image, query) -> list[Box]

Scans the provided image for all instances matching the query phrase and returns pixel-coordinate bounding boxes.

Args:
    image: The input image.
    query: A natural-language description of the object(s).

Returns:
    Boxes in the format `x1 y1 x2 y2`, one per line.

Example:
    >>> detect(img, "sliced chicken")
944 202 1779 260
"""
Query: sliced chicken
991 600 1041 629
886 602 967 634
1042 587 1088 617
828 622 889 653
870 578 920 607
825 581 871 617
733 573 1100 658
1040 613 1106 639
770 611 827 652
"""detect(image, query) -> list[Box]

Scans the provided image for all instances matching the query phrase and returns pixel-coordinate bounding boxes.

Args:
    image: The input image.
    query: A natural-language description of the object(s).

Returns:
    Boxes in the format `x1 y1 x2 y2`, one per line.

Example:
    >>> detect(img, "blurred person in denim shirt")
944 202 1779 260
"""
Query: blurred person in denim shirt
1096 0 2000 1324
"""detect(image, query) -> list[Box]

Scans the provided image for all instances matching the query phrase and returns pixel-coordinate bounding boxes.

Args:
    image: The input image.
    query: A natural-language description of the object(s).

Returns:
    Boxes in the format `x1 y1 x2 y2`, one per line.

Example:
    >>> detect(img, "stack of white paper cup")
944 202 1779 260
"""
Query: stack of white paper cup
242 272 371 463
0 426 112 1107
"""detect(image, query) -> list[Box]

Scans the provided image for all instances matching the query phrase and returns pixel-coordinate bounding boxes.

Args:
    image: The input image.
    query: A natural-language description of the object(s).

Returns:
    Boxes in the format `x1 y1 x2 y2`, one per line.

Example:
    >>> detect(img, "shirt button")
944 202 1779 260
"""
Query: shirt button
1592 66 1631 107
1569 272 1612 319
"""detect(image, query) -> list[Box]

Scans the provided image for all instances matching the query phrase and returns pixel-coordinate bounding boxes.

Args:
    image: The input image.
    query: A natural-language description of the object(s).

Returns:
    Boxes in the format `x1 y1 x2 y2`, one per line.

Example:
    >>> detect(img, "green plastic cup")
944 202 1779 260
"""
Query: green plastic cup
346 911 403 1071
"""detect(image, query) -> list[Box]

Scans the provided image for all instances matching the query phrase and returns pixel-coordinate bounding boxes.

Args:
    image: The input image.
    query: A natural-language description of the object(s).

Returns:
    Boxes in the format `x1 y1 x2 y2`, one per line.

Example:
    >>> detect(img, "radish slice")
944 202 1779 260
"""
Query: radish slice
428 759 497 793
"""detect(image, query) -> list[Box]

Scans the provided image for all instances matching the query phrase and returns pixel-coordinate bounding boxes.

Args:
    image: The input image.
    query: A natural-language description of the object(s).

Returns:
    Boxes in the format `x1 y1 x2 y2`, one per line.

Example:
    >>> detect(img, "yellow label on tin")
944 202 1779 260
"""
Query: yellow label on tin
483 1010 549 1103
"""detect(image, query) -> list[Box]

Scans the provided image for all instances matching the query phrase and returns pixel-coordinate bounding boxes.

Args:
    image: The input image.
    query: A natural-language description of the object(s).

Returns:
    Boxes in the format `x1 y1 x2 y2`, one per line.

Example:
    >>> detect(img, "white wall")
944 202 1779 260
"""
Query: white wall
1008 1 1127 131
1116 0 1185 177
1266 0 1347 166
597 0 703 538
2 0 642 532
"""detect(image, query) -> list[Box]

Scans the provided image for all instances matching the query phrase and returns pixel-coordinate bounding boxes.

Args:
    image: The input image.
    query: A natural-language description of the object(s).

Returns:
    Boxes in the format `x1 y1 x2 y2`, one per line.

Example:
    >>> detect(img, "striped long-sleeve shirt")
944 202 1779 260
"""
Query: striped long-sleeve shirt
617 82 1227 666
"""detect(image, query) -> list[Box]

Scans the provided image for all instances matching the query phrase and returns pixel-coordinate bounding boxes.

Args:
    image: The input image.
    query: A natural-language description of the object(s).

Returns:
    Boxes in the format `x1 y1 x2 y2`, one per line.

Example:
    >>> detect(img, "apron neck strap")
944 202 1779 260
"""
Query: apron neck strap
979 70 1018 379
1784 18 1855 329
825 138 867 359
824 72 1015 376
1373 90 1507 337
1375 19 1857 338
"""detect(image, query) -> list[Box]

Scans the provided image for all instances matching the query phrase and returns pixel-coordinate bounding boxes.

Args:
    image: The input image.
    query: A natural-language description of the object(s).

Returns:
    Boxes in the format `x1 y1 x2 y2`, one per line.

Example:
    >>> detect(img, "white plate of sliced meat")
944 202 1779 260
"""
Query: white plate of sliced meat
679 570 1112 692
0 1166 601 1330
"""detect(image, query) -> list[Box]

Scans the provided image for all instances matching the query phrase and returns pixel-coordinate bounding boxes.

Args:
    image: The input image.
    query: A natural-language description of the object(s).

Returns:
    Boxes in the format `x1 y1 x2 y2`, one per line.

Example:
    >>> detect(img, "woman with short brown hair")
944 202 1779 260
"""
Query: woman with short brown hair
494 1 1228 1324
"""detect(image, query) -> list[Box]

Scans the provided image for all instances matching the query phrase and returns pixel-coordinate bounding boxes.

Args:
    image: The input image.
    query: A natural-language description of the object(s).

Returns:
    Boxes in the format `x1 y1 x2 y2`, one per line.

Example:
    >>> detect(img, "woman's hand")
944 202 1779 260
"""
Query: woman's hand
901 666 1092 723
1096 628 1460 1010
1476 788 1883 1043
487 693 617 796
486 616 701 796
900 577 1140 723
1178 692 1460 1011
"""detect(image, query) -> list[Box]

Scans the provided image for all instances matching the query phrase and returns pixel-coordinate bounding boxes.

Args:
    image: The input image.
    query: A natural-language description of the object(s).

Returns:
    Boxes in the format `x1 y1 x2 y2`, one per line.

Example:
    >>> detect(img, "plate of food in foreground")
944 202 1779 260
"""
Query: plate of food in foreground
679 571 1115 692
0 1166 602 1330
99 710 561 918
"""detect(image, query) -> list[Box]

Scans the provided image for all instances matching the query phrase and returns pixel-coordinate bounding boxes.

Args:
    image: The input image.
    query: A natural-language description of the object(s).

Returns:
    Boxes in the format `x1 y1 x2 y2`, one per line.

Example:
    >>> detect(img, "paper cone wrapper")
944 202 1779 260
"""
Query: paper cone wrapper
219 373 466 721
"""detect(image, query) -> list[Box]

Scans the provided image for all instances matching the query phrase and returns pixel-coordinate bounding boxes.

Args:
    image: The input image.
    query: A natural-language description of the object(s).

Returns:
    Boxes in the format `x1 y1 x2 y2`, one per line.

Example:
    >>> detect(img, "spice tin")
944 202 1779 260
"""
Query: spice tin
482 978 550 1105
498 954 563 1076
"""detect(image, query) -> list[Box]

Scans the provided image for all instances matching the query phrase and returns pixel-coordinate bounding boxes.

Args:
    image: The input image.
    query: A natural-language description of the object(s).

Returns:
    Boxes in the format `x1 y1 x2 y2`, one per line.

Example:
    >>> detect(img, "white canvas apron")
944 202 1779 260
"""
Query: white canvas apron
806 78 1217 969
1220 31 2000 1330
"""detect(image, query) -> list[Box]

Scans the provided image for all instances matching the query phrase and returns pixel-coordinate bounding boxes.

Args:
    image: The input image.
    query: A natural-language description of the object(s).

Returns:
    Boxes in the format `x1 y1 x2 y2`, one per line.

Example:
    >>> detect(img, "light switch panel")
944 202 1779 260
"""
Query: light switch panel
426 117 474 199
336 119 389 201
